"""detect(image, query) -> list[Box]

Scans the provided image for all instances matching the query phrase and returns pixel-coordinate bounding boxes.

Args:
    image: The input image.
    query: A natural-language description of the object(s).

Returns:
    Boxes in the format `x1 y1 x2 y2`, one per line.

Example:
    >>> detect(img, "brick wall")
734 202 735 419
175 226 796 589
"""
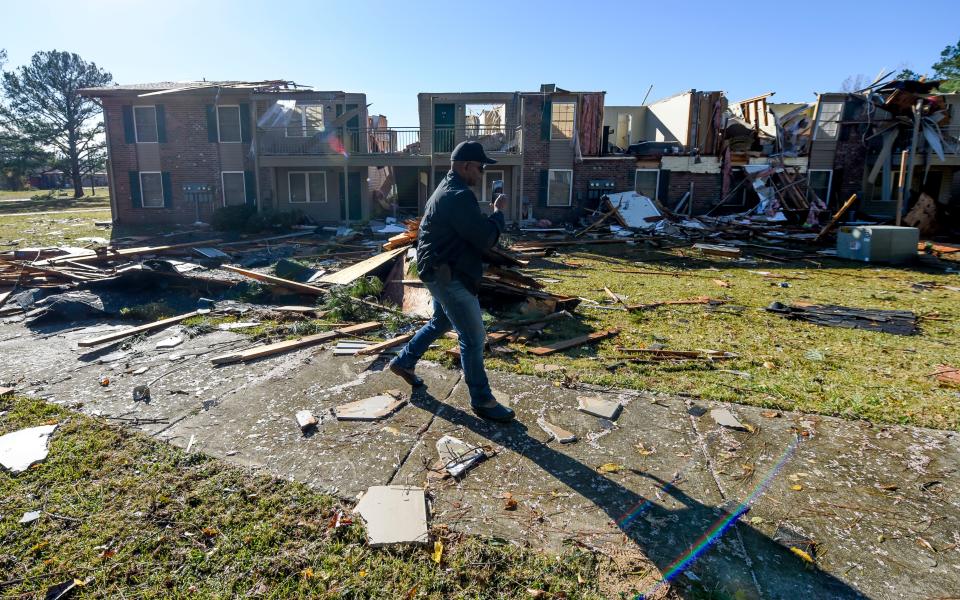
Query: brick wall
664 171 721 214
104 95 254 226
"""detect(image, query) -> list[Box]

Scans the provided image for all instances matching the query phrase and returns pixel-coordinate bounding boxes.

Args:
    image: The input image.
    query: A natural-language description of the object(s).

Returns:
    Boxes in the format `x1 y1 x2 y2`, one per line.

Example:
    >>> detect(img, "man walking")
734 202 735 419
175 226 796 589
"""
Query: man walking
389 141 514 423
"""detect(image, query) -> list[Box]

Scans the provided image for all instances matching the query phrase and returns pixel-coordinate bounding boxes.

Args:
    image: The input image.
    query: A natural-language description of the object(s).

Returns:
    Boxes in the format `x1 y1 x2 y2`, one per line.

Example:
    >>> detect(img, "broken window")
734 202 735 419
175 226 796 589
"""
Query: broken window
217 105 242 142
551 102 575 140
286 104 325 137
140 172 164 208
222 172 246 206
133 106 158 143
634 169 659 199
547 169 572 206
288 171 326 203
465 104 505 136
814 102 843 141
806 170 832 205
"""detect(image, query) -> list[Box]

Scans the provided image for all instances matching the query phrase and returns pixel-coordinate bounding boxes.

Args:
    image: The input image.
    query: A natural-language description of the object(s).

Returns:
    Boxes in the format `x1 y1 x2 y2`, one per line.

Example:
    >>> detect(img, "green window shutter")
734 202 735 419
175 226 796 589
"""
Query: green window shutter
122 106 135 143
239 103 251 143
540 100 552 140
538 170 548 204
244 170 256 206
206 105 219 142
161 172 173 208
156 105 167 143
129 171 142 207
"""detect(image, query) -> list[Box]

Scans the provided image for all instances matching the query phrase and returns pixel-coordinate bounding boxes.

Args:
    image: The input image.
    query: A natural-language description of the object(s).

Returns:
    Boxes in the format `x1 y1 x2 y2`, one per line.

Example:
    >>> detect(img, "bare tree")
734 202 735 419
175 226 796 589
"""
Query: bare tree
840 74 869 92
0 50 111 198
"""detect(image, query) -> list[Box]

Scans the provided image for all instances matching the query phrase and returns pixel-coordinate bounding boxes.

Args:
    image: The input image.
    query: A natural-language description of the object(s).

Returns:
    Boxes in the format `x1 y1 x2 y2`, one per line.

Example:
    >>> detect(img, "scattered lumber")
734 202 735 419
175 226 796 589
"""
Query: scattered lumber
78 311 199 347
44 239 223 265
319 246 408 286
510 239 627 250
814 193 858 242
355 333 414 356
528 328 619 356
446 330 515 358
382 220 420 250
692 243 742 258
211 321 380 365
222 265 325 296
625 296 722 311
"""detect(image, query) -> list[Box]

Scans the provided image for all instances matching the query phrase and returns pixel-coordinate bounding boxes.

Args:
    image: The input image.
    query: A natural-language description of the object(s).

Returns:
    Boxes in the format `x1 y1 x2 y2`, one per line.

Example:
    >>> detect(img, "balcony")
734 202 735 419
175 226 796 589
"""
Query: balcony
432 124 521 154
258 124 521 157
258 127 423 156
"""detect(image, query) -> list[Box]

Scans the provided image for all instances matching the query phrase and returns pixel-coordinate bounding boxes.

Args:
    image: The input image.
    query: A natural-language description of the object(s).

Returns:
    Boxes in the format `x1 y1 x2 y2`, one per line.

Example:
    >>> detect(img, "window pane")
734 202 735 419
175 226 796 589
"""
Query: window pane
223 172 246 206
134 107 158 142
141 173 163 207
807 170 831 204
815 102 842 140
289 172 307 202
218 106 242 142
308 173 326 202
547 170 572 206
551 102 575 139
635 170 658 198
304 105 324 132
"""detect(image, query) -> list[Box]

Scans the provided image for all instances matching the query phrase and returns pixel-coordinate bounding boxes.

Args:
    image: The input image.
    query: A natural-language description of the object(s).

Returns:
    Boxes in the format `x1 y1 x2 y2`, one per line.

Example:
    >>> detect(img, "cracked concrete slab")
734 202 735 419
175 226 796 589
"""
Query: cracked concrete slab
2 317 959 598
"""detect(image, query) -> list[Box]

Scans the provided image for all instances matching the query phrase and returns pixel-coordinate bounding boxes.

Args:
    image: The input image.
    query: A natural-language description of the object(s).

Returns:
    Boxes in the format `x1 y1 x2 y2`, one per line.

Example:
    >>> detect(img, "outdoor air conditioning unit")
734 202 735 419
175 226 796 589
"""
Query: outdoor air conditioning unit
836 226 919 264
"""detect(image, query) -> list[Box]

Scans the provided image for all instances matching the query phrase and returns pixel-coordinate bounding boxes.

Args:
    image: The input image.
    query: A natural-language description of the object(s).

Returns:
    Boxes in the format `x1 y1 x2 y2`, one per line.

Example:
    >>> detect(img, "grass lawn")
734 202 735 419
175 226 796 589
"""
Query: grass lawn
0 189 112 214
0 396 607 599
424 243 960 430
0 209 114 247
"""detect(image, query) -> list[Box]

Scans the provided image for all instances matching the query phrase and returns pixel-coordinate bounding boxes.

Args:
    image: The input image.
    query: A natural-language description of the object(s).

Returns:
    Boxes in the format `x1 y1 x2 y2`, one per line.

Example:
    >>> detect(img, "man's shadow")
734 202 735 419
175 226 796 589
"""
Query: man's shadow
408 386 867 599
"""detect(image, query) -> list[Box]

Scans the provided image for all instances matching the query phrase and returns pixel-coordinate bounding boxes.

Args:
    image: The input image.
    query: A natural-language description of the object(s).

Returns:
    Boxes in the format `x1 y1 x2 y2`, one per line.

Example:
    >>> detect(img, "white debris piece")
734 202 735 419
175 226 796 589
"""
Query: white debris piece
710 408 746 429
0 424 58 473
295 410 318 431
436 435 485 477
19 510 40 524
334 391 405 421
353 485 429 546
537 418 577 443
155 336 183 349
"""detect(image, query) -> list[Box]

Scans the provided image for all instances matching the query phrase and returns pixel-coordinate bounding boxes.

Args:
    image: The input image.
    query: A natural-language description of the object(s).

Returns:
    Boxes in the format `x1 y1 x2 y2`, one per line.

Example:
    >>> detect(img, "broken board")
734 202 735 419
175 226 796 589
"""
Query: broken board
78 311 199 347
319 246 408 286
211 321 380 364
528 328 619 356
334 390 405 421
222 265 325 296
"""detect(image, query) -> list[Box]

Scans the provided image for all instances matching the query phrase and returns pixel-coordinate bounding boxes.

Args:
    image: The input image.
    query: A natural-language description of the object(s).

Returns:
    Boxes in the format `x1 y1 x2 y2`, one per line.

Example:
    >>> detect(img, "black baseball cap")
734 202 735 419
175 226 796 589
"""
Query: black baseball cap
450 140 497 164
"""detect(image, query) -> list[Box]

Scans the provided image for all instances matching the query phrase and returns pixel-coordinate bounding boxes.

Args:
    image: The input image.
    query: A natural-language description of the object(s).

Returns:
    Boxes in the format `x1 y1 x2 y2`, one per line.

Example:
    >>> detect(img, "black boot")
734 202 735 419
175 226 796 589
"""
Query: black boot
389 359 424 387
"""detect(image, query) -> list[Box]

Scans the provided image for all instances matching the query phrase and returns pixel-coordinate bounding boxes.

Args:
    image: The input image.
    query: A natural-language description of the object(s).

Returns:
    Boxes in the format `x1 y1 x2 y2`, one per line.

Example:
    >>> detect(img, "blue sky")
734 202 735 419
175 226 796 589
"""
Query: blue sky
3 0 957 125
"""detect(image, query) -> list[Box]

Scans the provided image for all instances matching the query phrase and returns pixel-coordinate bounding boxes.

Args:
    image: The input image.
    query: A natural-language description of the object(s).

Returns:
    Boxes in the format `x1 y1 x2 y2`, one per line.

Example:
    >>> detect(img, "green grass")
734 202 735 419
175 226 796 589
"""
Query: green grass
0 189 112 214
0 209 113 247
428 245 960 430
0 396 609 599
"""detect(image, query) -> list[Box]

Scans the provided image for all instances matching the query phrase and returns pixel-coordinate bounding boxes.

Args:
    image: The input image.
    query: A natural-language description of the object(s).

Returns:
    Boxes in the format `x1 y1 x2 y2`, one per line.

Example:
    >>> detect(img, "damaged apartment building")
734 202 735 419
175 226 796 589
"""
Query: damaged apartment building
82 78 960 233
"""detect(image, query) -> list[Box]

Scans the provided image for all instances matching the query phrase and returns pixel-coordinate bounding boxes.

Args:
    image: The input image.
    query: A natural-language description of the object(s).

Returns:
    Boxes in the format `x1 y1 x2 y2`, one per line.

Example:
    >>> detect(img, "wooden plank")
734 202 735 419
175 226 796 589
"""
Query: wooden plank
211 321 380 365
78 311 199 347
0 386 13 397
318 246 408 286
222 265 326 296
355 333 414 356
45 239 223 265
692 243 742 258
815 193 858 242
446 330 514 359
527 328 619 356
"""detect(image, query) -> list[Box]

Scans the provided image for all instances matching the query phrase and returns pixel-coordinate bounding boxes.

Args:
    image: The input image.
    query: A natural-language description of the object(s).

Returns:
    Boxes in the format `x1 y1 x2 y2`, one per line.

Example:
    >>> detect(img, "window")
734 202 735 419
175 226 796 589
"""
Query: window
217 105 242 142
547 169 572 206
140 172 164 208
286 104 325 137
222 172 246 206
133 106 158 143
634 169 659 199
806 170 832 205
551 102 575 139
288 171 327 203
814 102 843 140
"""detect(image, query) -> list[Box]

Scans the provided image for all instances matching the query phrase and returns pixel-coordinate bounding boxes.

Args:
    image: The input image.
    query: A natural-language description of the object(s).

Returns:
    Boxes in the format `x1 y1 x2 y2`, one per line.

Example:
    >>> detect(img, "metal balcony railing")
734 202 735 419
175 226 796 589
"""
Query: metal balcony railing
258 127 423 156
432 124 521 154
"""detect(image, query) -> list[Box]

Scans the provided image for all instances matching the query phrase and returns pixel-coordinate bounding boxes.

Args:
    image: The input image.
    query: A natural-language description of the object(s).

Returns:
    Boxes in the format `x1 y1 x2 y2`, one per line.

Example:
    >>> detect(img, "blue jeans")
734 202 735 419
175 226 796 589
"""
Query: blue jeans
393 278 492 404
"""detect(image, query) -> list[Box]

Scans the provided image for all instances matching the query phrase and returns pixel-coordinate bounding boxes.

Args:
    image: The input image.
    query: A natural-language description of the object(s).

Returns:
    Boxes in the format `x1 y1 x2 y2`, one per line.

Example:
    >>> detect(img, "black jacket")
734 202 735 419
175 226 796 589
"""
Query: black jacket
416 170 505 294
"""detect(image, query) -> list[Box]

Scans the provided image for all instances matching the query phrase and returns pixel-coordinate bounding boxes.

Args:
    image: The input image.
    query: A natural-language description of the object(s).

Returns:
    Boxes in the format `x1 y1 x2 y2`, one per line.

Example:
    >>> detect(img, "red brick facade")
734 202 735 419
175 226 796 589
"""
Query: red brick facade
104 94 254 226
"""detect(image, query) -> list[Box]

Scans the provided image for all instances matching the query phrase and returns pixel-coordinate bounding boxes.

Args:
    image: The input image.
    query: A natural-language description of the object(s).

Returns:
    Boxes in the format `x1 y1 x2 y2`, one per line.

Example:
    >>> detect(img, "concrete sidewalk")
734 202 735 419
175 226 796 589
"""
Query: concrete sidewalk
2 317 958 599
